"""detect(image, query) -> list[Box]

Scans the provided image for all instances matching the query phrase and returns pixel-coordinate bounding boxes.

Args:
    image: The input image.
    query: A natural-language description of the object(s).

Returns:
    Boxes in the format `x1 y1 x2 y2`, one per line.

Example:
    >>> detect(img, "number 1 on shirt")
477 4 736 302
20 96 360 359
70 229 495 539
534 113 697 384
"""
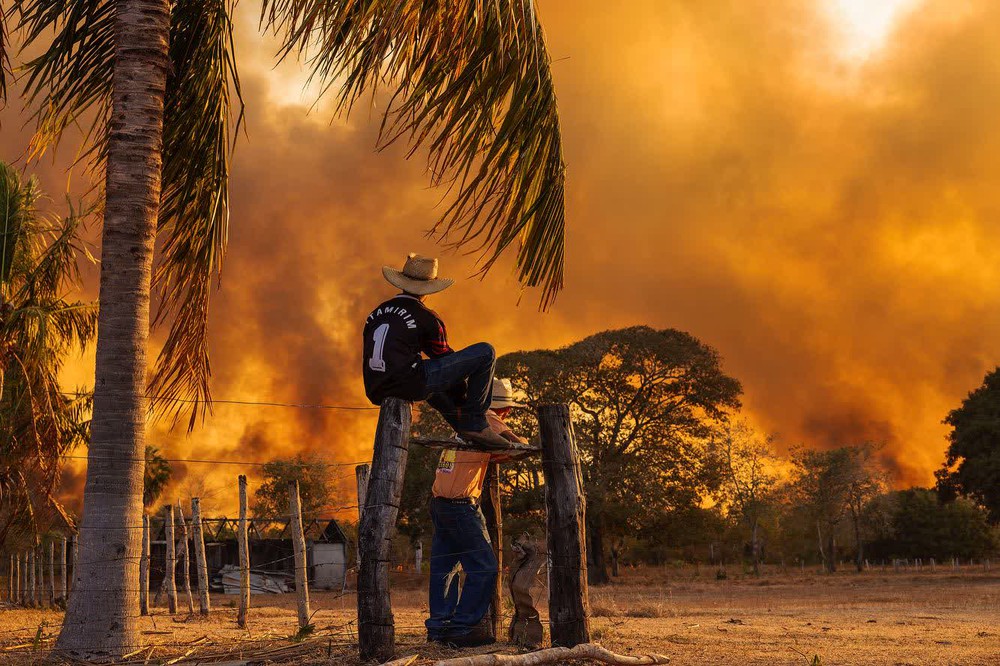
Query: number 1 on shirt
368 323 390 372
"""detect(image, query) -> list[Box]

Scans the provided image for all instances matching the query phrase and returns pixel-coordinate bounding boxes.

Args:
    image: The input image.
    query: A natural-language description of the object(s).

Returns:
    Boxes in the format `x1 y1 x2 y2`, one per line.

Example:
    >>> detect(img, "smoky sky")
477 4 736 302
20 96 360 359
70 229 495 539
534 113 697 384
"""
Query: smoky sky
5 0 1000 512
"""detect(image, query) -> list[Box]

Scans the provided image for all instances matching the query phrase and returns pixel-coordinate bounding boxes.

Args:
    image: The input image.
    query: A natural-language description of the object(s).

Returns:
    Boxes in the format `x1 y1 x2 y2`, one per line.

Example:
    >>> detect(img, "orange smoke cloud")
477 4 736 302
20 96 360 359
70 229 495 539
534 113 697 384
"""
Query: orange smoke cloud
5 0 1000 514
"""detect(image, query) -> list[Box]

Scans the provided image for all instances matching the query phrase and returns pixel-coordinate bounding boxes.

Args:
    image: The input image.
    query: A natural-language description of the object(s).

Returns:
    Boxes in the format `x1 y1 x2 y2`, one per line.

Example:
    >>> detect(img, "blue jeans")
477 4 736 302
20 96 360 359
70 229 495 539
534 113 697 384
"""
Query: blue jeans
423 342 495 432
425 498 498 638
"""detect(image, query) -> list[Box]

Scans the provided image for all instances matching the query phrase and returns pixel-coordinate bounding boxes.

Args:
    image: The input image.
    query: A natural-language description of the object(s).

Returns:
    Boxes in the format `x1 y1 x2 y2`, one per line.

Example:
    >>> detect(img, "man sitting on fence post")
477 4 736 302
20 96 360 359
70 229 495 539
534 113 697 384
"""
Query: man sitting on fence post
362 253 511 450
426 378 531 647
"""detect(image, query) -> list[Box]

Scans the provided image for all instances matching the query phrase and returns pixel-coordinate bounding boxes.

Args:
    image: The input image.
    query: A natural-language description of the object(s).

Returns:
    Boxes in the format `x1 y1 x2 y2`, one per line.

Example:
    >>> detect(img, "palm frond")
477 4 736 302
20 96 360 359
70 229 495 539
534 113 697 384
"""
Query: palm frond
148 0 244 430
16 0 116 167
0 3 10 103
261 0 566 307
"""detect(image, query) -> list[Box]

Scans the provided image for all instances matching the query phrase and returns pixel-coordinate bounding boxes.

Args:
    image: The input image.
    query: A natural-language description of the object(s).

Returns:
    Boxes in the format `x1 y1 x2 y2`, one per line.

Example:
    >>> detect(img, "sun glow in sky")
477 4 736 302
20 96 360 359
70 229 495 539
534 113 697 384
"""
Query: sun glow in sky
825 0 919 59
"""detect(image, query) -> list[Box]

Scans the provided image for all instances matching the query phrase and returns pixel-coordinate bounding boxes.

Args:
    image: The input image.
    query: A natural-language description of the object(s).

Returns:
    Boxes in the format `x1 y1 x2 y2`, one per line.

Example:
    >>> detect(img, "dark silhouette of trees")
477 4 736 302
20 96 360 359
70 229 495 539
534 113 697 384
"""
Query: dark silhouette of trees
937 368 1000 522
499 326 742 584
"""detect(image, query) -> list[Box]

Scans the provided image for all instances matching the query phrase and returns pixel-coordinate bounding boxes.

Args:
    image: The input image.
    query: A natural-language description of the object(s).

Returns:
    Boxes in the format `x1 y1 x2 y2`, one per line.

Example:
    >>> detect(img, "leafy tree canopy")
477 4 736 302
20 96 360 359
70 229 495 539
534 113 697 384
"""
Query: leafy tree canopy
252 454 337 519
936 367 1000 522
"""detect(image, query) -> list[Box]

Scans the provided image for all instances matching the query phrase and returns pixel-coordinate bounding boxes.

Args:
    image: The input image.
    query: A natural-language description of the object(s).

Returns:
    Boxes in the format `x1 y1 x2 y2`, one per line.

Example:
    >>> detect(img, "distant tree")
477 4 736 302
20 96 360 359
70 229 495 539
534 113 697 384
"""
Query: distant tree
866 488 998 561
718 421 780 576
844 443 889 572
936 368 1000 522
397 406 448 544
142 446 173 509
253 455 336 519
499 326 742 584
791 447 853 573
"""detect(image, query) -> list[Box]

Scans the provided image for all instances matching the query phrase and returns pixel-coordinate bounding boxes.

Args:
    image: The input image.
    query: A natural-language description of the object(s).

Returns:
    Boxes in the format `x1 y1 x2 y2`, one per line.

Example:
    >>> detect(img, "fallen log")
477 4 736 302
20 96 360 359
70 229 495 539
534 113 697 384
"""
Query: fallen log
429 644 669 666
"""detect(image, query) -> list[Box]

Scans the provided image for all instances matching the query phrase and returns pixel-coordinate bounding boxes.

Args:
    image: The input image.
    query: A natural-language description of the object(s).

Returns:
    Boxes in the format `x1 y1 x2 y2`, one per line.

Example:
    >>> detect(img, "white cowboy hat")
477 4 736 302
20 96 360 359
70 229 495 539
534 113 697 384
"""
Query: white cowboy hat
382 253 454 296
491 378 526 409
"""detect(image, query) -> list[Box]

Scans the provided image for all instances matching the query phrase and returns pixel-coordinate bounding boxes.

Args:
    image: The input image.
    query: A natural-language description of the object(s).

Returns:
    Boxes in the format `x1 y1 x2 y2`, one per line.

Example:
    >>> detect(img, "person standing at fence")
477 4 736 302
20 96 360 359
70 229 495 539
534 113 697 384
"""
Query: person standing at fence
426 378 531 647
362 253 510 450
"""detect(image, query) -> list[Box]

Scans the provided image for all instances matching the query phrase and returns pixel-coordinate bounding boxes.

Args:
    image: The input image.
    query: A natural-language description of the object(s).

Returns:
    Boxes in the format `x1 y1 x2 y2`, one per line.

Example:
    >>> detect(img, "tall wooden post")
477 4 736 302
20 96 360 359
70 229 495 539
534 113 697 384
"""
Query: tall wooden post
481 463 504 640
165 504 178 614
539 403 590 647
191 498 211 615
28 548 36 607
7 554 12 604
47 541 55 606
176 501 194 613
358 398 412 663
139 515 150 615
71 534 78 595
355 463 370 569
237 475 250 629
60 537 68 603
414 541 423 574
288 480 311 629
19 552 26 606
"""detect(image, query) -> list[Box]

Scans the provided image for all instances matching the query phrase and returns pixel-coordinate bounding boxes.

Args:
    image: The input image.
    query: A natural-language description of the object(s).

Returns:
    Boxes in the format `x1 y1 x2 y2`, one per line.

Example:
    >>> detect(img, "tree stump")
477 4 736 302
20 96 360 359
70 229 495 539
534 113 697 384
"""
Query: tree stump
538 403 590 647
358 398 412 663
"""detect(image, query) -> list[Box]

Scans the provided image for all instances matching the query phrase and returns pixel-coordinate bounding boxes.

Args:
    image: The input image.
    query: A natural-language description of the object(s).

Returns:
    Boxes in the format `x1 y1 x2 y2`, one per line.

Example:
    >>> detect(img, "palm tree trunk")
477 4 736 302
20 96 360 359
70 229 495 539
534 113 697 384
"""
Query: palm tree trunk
55 0 170 657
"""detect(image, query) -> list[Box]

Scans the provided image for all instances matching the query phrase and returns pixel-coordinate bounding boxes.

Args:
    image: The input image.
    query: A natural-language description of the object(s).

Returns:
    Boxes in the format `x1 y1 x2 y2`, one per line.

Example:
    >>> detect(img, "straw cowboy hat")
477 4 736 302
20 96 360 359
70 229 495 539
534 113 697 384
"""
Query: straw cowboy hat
382 253 454 296
491 378 527 409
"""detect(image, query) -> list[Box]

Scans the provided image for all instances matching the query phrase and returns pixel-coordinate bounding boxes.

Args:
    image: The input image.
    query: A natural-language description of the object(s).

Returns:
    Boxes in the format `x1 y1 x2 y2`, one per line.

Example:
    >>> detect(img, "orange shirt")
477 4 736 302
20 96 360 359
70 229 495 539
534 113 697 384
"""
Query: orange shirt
432 411 512 500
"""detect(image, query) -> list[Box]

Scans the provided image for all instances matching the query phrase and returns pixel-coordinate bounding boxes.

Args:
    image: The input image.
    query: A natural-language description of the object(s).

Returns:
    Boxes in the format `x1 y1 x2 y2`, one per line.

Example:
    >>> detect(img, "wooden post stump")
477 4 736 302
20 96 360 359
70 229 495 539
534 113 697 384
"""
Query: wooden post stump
358 398 412 663
288 480 311 629
60 537 68 603
70 534 78 596
140 515 150 615
28 548 36 608
192 498 211 615
481 462 504 640
538 403 590 648
165 504 178 614
355 463 370 571
238 475 250 629
47 541 55 607
176 501 195 614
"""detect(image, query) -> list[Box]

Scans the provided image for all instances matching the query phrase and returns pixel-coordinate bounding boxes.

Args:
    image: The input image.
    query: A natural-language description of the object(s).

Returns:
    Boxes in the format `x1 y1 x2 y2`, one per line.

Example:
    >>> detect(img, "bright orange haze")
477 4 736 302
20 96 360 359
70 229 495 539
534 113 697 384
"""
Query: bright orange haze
3 0 999 514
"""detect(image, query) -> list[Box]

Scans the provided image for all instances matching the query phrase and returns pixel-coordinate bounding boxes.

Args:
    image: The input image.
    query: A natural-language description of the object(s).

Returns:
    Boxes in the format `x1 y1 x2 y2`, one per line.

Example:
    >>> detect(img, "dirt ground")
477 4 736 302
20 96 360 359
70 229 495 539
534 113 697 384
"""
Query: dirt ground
2 567 999 665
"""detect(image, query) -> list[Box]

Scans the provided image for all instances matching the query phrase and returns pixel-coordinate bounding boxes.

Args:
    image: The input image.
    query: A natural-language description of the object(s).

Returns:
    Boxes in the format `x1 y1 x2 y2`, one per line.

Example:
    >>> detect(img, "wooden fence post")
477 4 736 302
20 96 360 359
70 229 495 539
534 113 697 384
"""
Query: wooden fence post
288 480 311 629
165 504 178 613
238 475 250 629
358 398 412 663
140 515 150 616
191 498 211 616
28 548 36 608
538 403 590 648
71 534 78 596
355 463 370 569
176 501 194 614
481 462 504 640
47 541 55 607
60 537 68 603
19 552 26 606
7 554 12 604
414 541 423 574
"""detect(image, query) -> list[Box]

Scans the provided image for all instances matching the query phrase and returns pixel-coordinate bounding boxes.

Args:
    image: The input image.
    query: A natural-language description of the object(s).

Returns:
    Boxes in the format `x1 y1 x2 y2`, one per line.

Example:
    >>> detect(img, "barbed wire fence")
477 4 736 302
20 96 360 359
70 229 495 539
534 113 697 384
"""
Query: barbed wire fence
0 394 561 662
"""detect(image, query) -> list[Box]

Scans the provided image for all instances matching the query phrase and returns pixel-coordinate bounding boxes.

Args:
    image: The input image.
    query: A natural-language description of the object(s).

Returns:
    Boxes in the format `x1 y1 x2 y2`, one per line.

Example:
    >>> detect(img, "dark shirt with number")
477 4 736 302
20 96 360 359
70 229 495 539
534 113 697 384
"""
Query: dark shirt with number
362 295 453 404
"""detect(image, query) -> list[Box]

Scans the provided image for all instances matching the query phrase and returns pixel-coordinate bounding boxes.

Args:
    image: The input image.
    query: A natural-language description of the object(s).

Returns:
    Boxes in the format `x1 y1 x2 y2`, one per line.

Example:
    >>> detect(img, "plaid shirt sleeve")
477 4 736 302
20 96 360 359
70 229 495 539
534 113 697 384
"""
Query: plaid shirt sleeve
423 316 454 359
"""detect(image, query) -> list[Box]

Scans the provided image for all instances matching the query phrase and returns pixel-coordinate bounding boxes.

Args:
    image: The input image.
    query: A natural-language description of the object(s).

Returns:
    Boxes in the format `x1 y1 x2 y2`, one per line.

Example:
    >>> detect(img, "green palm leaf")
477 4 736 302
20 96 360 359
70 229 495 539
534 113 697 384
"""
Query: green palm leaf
261 0 567 308
15 0 244 428
149 0 244 429
0 4 10 102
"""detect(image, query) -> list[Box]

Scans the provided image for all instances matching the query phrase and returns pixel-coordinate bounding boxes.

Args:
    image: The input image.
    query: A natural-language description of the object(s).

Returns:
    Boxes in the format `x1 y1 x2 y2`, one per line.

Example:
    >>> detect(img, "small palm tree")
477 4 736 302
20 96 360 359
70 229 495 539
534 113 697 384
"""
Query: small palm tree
3 0 566 656
0 161 96 551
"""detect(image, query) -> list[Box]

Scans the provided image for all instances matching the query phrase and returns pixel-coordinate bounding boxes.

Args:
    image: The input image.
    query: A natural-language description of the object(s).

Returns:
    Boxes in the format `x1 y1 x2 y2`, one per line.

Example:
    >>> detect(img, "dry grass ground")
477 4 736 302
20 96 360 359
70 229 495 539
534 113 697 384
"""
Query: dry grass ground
2 567 999 665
